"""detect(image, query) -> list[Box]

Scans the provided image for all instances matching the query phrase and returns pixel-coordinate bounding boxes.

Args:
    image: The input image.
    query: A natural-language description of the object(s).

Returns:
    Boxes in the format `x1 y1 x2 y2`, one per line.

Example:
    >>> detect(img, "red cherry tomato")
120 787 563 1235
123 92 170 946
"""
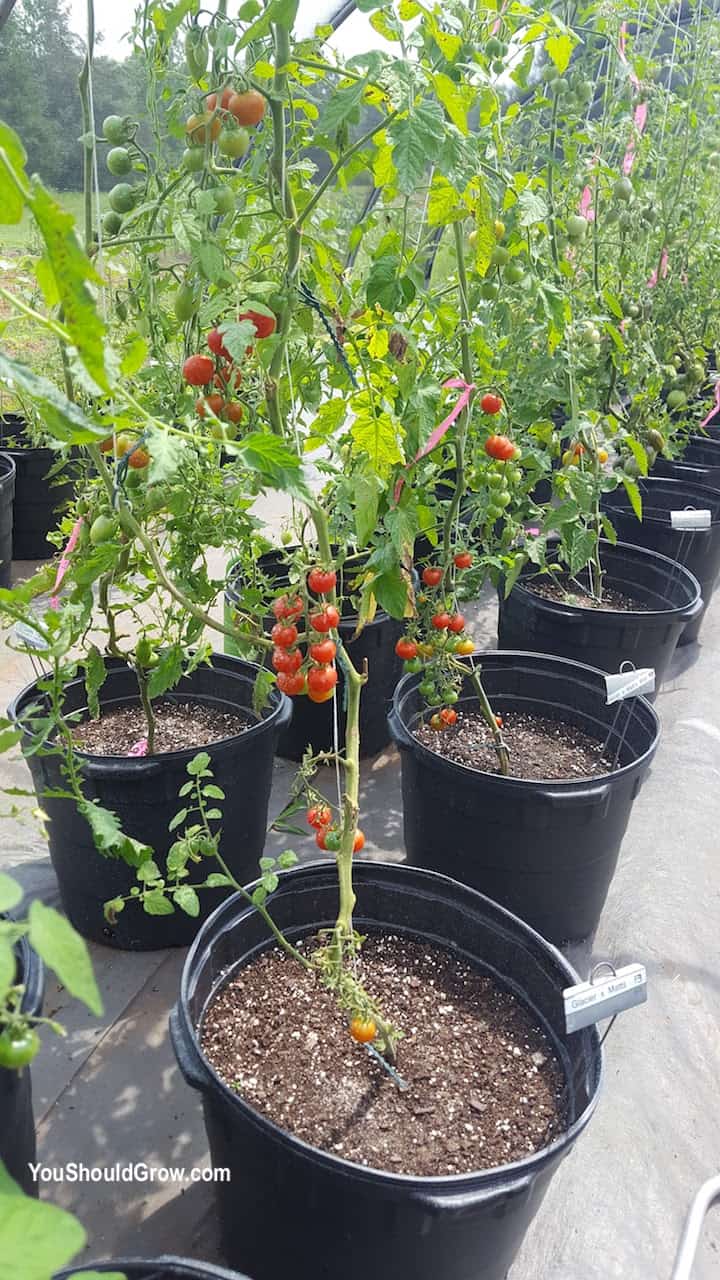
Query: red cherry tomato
208 328 231 359
228 89 266 127
440 707 458 726
431 612 451 630
128 447 150 470
308 687 335 703
271 647 302 674
485 434 516 461
272 595 303 621
481 392 503 414
224 401 244 424
495 714 504 728
309 639 336 664
454 551 473 569
307 665 338 695
276 671 306 696
270 622 298 648
447 614 465 633
239 308 276 339
307 805 332 829
353 829 365 853
183 354 214 386
307 566 337 595
196 393 224 418
395 638 418 660
422 566 443 587
309 605 340 633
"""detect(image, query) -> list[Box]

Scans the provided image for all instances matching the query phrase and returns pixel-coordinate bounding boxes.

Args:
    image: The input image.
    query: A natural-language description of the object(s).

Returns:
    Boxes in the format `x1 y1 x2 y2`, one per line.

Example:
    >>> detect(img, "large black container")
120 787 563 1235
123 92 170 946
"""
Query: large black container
0 415 76 559
388 652 660 944
225 550 404 760
602 477 720 644
170 861 602 1280
655 437 720 490
497 540 702 688
0 932 44 1195
0 452 16 588
8 655 291 951
56 1258 250 1279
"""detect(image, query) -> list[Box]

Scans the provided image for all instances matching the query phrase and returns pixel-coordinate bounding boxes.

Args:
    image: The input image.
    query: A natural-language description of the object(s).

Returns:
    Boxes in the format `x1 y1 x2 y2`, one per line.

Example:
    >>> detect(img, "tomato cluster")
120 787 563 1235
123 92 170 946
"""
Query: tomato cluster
399 555 478 726
306 804 364 854
99 433 150 471
184 88 266 166
182 326 260 439
270 570 341 701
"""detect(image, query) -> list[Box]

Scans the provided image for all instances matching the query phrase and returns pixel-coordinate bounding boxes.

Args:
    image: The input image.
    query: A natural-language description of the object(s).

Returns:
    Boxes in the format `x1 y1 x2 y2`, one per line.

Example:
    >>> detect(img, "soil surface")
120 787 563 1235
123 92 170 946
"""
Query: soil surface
414 709 613 780
527 575 649 612
201 933 567 1177
72 700 249 756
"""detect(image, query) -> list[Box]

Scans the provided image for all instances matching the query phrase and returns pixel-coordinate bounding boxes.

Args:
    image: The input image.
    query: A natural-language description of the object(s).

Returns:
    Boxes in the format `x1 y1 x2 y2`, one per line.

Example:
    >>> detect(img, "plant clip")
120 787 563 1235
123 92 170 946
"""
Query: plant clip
298 281 359 388
365 1042 410 1092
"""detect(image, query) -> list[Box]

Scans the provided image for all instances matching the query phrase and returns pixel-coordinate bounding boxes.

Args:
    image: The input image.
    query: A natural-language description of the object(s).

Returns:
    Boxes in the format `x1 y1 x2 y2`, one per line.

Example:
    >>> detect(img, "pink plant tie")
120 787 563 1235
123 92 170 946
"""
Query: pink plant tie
700 382 720 429
647 248 669 289
50 516 84 610
127 738 149 757
393 378 476 503
579 186 595 221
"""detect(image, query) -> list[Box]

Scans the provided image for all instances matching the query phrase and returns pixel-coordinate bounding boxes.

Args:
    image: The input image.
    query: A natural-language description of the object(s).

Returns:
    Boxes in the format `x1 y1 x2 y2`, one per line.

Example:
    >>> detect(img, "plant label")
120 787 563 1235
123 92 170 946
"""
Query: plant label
670 509 712 530
605 668 655 703
13 620 50 651
563 963 648 1033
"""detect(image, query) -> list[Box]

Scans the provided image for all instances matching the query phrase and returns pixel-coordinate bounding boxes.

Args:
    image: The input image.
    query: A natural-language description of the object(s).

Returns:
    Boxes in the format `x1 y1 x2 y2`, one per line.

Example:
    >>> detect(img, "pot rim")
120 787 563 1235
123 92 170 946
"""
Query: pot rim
0 451 17 483
602 476 720 527
54 1257 248 1279
390 649 660 790
176 860 603 1192
511 538 701 617
7 652 291 766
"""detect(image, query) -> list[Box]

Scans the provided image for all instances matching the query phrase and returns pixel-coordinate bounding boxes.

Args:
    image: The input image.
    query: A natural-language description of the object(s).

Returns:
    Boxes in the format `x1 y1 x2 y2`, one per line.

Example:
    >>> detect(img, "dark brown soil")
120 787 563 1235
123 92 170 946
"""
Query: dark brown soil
527 575 649 612
72 700 249 756
201 934 567 1177
414 710 612 780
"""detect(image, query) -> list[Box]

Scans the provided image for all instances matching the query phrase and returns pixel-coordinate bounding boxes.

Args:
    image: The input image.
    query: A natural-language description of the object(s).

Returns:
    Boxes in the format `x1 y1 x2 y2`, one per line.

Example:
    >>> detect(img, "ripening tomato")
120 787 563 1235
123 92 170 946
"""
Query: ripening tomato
455 638 475 655
99 437 114 453
349 1017 376 1044
228 89 267 126
430 712 445 731
183 354 214 386
272 594 303 621
353 829 365 853
239 308 276 339
271 622 299 648
454 551 473 570
224 401 244 424
485 434 516 461
495 714 504 728
307 665 338 695
207 88 234 112
127 447 150 470
422 566 443 587
309 605 340 633
481 392 503 414
447 614 465 633
208 328 231 359
440 707 458 726
395 638 418 660
309 639 336 664
597 447 609 463
307 805 332 829
271 647 302 674
431 612 451 630
307 566 337 595
196 394 224 418
185 112 222 145
276 671 306 696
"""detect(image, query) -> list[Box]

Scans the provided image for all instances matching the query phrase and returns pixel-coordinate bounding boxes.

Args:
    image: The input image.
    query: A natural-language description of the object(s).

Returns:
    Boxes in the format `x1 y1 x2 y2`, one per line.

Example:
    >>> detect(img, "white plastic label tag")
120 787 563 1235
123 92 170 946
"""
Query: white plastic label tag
670 509 712 530
563 963 648 1033
605 668 655 703
13 620 50 651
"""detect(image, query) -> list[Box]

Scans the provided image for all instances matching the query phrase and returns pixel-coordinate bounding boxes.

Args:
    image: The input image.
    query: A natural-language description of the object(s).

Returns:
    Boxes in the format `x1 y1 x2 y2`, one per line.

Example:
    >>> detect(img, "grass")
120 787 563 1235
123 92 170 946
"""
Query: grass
0 190 106 249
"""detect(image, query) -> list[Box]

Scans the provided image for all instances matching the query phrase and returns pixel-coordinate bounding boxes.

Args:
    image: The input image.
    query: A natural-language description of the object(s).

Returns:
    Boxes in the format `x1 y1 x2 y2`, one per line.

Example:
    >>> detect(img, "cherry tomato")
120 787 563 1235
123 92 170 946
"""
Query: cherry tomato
431 612 451 630
99 437 114 453
309 639 336 664
271 647 302 674
183 354 214 386
307 805 332 830
454 551 473 569
495 714 504 728
404 658 422 674
455 638 475 655
307 665 338 695
440 707 458 726
485 434 516 461
0 1026 40 1069
185 112 222 145
349 1017 376 1044
208 328 231 359
353 829 365 853
128 447 150 470
272 595 303 621
238 308 276 339
228 89 267 126
422 566 443 587
89 514 117 545
207 88 234 112
481 393 503 414
276 671 306 696
447 614 465 633
215 364 242 391
308 687 335 704
395 638 418 660
309 606 340 633
196 393 224 418
271 622 299 649
597 448 609 464
307 567 337 594
218 127 250 159
224 402 244 424
430 712 445 730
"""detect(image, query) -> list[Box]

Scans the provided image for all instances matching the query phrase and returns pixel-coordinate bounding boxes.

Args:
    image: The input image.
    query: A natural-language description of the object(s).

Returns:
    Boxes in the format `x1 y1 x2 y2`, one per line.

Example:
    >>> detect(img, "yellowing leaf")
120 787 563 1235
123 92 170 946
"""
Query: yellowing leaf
473 178 495 278
351 409 403 476
368 327 389 359
428 175 467 226
545 30 575 74
373 141 396 188
432 72 469 135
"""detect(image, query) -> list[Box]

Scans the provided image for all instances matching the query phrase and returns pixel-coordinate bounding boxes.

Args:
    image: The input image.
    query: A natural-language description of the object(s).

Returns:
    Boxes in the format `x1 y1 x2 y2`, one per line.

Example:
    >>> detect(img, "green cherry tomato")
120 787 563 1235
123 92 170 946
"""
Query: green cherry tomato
404 658 422 674
480 280 499 300
504 261 525 284
182 147 206 173
613 176 633 202
487 470 504 488
213 186 235 215
102 114 132 145
324 830 341 852
489 245 510 268
102 210 123 237
418 680 435 699
106 147 132 177
108 183 136 214
174 283 199 323
0 1026 40 1069
218 128 250 159
90 514 117 545
667 389 687 410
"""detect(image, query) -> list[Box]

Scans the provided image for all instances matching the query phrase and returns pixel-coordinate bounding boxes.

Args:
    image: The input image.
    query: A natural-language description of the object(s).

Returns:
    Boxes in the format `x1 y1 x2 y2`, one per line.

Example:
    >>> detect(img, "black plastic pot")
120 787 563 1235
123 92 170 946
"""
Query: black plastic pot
654 437 720 490
170 861 602 1280
602 477 720 645
0 452 16 588
0 415 76 560
8 655 291 951
56 1258 250 1279
0 931 44 1195
497 540 702 688
389 652 659 944
225 550 404 760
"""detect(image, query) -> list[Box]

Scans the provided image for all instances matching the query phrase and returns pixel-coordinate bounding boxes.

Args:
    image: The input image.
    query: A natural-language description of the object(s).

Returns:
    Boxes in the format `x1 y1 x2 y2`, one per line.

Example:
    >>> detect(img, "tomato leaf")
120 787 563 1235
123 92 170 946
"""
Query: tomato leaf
147 644 184 699
432 72 470 135
0 121 28 225
28 900 102 1017
78 798 154 870
83 645 106 721
389 101 444 195
350 409 404 476
623 477 643 520
473 178 496 278
0 873 22 914
625 436 649 476
0 353 103 445
0 1164 86 1280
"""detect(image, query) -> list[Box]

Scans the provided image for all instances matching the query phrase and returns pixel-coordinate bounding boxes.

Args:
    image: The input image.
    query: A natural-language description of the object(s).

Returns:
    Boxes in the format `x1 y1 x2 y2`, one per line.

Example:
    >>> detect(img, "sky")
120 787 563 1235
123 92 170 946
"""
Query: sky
67 1 383 60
